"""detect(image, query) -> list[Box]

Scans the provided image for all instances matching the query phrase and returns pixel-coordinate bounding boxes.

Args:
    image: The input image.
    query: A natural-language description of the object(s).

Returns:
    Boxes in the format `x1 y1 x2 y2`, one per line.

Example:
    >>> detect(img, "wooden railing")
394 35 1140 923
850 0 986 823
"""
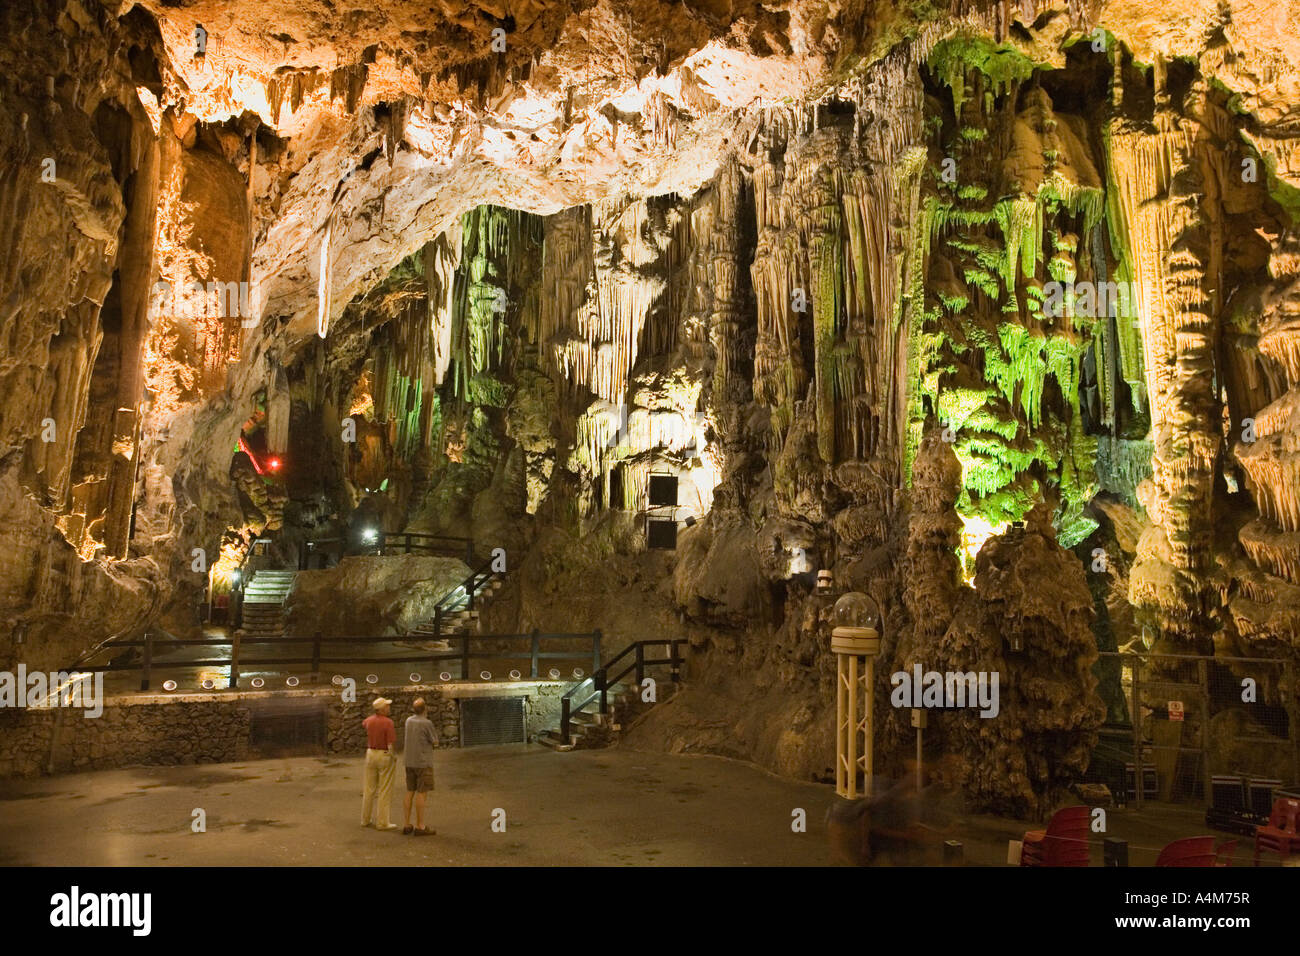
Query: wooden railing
75 630 601 692
300 532 475 569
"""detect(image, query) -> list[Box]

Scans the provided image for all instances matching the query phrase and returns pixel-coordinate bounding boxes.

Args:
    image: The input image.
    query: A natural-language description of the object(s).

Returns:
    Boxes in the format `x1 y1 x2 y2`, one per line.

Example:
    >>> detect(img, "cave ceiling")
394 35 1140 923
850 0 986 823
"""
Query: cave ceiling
137 0 826 347
126 0 1300 352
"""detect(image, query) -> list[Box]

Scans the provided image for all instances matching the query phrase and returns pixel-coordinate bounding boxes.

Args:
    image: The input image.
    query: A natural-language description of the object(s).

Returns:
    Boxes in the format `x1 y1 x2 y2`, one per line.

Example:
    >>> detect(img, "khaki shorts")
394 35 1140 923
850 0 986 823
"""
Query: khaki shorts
405 766 434 793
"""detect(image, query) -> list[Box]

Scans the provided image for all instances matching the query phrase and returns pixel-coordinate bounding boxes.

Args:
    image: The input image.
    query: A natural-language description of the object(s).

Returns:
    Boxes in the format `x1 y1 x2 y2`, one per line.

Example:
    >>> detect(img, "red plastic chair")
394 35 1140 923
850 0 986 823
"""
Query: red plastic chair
1214 839 1238 867
1155 836 1216 867
1254 797 1300 865
1020 806 1090 867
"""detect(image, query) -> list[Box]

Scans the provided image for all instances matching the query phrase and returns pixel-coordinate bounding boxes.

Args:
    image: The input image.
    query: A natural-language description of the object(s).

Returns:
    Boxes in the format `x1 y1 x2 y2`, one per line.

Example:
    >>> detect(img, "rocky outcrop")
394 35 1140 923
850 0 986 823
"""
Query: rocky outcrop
284 555 468 637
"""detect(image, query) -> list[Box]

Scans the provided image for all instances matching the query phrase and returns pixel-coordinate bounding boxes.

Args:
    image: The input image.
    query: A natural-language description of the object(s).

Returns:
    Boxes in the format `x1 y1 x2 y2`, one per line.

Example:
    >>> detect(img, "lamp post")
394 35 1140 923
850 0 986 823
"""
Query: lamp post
830 591 882 799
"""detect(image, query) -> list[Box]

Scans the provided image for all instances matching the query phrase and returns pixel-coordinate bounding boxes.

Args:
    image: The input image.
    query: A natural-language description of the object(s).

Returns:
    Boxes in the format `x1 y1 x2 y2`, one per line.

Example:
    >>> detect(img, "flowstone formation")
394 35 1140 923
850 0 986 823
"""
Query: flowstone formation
2 1 1299 812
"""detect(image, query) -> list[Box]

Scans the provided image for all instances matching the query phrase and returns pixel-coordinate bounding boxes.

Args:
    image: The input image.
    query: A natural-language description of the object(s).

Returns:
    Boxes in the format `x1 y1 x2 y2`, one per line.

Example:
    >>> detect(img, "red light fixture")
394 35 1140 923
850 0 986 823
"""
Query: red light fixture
268 457 281 471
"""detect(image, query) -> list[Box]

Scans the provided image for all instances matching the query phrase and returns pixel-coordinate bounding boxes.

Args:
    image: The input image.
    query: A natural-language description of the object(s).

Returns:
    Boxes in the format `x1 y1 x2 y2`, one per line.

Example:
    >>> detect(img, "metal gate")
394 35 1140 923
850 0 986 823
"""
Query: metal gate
460 697 526 747
1094 651 1298 807
248 698 327 757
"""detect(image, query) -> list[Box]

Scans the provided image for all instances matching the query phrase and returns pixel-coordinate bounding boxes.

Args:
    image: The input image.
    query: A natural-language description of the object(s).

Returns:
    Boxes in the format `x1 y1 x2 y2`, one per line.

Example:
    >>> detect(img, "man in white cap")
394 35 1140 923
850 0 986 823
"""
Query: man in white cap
361 697 398 830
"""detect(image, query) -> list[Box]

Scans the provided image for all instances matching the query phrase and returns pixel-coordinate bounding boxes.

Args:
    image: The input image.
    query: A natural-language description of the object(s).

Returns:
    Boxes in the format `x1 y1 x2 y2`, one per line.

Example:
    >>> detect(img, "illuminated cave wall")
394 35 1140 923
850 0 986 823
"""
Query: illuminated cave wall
1 1 1299 808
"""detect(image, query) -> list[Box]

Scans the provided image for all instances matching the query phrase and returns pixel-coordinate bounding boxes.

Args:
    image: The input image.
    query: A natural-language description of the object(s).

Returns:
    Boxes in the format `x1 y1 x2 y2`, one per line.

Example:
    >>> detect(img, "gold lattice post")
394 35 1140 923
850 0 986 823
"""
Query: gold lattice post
832 625 880 799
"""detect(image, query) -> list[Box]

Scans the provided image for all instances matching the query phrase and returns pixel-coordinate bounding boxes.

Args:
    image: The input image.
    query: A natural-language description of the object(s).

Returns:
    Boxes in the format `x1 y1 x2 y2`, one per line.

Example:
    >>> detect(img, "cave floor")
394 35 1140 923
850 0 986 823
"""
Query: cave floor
0 745 1269 867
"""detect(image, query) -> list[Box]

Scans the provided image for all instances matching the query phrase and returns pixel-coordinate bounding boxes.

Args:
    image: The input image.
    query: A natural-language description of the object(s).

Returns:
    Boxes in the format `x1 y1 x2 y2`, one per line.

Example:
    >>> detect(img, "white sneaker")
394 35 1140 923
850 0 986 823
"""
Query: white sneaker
377 823 399 831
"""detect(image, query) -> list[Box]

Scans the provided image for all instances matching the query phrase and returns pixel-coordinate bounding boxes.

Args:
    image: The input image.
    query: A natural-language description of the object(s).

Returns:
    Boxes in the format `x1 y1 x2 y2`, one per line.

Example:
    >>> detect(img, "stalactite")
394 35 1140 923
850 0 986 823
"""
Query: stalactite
748 31 936 480
104 119 161 559
329 62 369 114
806 156 843 464
707 157 743 403
911 52 1106 539
422 231 458 389
1109 112 1219 574
316 214 333 339
372 300 433 461
537 201 662 406
266 368 290 455
1238 228 1300 561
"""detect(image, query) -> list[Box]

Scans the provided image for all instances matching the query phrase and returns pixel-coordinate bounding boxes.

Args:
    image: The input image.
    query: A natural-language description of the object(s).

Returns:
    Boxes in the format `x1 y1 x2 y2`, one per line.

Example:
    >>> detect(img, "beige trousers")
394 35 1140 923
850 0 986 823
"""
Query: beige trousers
361 749 396 827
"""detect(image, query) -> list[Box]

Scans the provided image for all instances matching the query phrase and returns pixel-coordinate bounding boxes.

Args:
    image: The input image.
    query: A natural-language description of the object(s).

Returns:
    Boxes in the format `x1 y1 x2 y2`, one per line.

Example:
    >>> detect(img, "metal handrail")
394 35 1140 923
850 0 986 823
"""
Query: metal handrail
560 638 684 745
230 537 272 628
432 553 495 610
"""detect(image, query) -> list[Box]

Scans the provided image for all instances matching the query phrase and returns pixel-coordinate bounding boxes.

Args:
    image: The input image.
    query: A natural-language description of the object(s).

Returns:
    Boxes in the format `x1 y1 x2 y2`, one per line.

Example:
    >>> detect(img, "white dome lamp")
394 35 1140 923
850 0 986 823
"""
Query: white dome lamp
830 591 882 800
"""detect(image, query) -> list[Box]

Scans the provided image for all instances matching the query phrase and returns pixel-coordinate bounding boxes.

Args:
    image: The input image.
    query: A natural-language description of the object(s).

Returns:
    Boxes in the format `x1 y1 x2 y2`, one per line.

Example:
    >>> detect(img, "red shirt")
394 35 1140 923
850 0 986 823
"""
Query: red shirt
363 714 396 750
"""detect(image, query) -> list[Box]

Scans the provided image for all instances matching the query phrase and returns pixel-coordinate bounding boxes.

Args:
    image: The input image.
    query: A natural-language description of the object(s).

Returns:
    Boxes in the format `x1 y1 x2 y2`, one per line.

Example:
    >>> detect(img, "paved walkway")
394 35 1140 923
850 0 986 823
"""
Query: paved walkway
0 745 1276 866
0 746 835 866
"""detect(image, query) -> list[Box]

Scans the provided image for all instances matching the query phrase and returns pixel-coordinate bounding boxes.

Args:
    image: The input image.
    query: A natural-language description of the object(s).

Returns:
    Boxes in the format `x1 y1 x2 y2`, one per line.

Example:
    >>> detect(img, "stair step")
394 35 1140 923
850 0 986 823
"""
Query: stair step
535 730 576 752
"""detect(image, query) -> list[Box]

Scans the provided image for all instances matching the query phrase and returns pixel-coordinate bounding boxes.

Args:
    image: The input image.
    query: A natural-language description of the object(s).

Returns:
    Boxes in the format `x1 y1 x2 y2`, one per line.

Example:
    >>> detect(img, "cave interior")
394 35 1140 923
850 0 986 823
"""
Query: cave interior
2 0 1300 835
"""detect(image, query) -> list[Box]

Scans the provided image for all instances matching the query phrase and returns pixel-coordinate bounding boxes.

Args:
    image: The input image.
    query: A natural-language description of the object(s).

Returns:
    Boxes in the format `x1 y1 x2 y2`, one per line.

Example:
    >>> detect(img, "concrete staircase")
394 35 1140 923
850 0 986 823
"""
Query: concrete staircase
240 569 295 639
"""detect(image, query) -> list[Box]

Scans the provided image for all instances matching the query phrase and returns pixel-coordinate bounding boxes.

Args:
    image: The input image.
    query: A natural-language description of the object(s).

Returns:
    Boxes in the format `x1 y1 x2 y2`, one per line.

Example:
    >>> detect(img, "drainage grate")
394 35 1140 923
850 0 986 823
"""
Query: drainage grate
248 698 326 757
460 696 526 747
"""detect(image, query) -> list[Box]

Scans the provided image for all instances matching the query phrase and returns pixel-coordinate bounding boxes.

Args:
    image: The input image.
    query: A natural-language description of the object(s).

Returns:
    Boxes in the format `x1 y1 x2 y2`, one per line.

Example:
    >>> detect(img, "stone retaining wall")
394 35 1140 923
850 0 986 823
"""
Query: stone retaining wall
0 681 566 777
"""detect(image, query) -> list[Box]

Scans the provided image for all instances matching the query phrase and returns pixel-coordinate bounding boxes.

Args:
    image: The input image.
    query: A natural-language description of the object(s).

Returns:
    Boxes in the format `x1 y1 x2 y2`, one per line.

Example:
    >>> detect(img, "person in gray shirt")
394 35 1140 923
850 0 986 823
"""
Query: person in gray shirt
402 698 440 835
